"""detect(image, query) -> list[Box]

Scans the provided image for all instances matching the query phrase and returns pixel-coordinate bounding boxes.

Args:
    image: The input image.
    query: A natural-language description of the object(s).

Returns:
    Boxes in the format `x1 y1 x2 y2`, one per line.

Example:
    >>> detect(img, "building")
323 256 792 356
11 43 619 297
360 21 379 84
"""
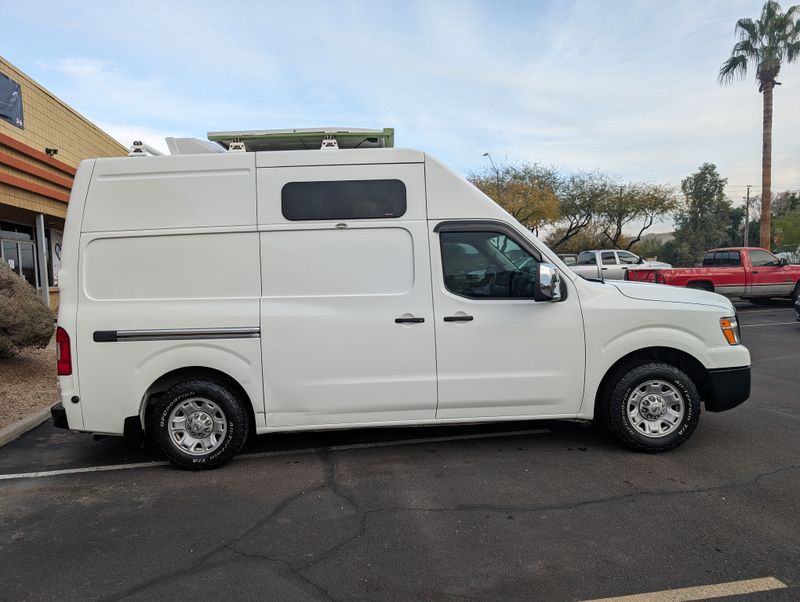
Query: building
0 56 126 311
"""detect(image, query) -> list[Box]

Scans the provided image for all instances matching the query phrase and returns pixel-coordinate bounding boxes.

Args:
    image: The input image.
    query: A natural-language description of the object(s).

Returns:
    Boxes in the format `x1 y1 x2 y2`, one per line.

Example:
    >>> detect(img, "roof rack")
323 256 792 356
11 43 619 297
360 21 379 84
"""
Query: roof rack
128 140 164 156
206 127 394 152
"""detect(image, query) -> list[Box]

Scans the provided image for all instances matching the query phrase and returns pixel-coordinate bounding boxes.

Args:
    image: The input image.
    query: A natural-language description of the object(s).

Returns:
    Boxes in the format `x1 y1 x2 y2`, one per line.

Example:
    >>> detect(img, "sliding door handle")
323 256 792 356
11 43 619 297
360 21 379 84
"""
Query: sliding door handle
395 317 425 324
443 315 474 322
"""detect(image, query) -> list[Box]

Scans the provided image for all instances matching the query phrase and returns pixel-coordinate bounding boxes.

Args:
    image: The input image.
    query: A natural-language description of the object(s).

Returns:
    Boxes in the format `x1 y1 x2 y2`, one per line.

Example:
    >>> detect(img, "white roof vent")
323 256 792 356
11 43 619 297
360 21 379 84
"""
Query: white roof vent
165 137 226 155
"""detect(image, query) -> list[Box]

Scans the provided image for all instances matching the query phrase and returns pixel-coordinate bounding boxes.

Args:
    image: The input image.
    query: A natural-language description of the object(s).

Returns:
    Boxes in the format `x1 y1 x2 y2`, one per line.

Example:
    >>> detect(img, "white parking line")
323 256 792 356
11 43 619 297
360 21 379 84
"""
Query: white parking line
581 576 787 602
0 460 170 480
740 321 798 328
0 427 549 481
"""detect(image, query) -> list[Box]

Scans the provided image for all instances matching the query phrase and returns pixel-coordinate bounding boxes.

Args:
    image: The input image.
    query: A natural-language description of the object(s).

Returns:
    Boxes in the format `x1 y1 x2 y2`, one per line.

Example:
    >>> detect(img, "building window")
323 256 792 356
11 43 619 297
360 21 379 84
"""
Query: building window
281 179 407 221
1 221 38 288
0 72 24 129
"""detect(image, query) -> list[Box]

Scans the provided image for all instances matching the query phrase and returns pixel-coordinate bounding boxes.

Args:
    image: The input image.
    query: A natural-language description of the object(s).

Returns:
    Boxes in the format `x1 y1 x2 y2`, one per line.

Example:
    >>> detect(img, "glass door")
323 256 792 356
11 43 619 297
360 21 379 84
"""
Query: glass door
1 239 38 287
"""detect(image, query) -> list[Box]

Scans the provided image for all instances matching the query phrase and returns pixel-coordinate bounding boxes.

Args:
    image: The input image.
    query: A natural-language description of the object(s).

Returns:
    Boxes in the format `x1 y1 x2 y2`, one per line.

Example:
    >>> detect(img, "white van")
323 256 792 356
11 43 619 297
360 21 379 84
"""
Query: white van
51 133 751 468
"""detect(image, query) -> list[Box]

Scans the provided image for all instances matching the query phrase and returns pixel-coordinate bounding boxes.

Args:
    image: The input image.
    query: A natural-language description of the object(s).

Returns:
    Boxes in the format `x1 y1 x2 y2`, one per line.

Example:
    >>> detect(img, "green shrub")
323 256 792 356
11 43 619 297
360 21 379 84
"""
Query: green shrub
0 259 54 358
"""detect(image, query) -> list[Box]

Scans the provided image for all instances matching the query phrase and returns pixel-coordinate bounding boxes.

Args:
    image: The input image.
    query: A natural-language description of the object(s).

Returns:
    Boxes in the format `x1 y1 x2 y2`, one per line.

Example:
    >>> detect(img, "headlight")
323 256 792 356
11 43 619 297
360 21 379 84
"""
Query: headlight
720 316 740 346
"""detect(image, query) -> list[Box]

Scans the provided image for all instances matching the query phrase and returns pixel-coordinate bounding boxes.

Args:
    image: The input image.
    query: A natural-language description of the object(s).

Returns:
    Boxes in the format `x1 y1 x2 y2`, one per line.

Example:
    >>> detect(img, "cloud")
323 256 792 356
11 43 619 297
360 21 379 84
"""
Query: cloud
6 0 798 209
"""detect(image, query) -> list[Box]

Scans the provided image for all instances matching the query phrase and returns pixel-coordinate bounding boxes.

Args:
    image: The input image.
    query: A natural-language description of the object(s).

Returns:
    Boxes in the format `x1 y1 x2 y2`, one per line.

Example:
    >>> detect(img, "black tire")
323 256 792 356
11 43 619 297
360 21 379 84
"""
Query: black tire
149 379 249 469
601 362 700 452
686 281 713 292
791 282 800 302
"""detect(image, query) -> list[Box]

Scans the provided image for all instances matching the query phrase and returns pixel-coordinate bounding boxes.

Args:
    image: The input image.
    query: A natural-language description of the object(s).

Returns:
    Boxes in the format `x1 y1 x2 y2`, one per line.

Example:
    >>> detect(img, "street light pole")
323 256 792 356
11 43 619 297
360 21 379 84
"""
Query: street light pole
482 152 500 199
744 184 751 246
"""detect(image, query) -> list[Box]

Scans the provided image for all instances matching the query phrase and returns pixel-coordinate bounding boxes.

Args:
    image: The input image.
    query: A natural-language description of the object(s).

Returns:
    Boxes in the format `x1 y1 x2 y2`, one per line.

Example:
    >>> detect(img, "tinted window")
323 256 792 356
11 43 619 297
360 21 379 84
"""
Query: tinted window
282 179 406 220
440 231 539 299
749 250 780 267
0 73 24 129
577 251 596 265
702 252 716 266
601 251 616 265
727 251 741 266
617 251 640 265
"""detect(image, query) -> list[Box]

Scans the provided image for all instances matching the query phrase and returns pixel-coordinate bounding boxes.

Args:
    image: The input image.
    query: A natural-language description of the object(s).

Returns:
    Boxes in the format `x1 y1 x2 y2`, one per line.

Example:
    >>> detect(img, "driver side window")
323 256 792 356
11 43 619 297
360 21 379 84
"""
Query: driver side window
617 251 640 265
440 231 540 299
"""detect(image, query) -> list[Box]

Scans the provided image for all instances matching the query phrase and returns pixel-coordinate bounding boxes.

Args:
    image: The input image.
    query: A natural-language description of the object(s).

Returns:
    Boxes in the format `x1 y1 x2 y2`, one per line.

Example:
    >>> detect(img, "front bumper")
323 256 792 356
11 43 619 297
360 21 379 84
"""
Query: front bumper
705 366 751 412
51 402 70 429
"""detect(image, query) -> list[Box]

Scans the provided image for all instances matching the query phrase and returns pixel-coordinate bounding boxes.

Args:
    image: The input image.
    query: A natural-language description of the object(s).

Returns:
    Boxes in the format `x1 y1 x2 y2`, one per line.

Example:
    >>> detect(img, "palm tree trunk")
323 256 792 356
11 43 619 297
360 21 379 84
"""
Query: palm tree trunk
760 80 773 249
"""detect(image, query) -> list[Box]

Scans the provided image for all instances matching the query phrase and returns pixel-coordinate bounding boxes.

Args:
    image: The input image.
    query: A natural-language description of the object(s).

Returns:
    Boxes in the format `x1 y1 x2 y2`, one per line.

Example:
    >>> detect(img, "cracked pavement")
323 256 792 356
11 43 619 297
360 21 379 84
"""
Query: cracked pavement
0 302 798 601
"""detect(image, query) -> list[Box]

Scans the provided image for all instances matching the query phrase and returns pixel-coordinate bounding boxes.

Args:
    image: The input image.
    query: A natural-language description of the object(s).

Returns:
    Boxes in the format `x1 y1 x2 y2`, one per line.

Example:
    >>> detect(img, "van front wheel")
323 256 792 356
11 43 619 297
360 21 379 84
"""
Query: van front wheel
603 362 700 452
150 379 249 469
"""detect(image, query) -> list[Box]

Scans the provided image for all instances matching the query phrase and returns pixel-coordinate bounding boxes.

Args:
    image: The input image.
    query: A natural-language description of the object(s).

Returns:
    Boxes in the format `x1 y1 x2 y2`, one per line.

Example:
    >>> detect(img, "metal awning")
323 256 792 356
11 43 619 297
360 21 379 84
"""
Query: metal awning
206 127 394 152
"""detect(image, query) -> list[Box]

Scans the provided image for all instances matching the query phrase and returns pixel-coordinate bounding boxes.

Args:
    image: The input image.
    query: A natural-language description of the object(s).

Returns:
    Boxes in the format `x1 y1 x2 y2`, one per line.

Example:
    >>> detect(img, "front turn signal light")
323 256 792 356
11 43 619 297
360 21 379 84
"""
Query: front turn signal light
720 317 740 346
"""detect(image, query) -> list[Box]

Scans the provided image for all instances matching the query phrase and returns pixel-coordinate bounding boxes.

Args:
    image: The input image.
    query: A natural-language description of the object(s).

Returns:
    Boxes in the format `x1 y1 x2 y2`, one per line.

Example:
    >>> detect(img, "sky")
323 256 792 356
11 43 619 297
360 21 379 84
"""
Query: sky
3 0 800 232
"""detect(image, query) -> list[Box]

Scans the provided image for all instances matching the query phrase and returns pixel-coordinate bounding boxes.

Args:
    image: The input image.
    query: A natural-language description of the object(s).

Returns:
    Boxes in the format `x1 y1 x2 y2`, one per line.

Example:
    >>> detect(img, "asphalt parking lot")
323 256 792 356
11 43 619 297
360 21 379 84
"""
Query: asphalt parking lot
0 301 798 601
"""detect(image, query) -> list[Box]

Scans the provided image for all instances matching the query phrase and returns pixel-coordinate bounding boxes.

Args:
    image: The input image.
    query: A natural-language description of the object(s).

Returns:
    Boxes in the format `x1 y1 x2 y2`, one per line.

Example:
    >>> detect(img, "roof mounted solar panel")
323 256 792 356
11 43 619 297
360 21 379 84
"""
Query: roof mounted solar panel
206 127 394 152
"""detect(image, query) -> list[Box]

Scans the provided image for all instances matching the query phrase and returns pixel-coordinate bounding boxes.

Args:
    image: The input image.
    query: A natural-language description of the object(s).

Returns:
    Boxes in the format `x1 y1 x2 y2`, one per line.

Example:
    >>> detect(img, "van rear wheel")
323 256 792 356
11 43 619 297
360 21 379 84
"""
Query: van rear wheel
602 362 700 452
150 379 249 469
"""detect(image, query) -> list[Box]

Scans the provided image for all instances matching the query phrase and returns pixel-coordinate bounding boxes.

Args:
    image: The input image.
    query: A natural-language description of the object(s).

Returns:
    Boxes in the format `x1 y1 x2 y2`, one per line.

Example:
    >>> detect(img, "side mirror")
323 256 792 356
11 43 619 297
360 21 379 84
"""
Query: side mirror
779 257 789 266
535 262 562 302
637 255 644 264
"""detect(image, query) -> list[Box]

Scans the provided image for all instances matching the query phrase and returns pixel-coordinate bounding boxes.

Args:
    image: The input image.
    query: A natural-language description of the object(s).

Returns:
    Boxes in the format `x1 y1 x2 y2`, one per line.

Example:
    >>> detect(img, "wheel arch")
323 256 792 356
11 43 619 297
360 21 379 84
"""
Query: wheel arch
592 347 712 419
138 366 257 436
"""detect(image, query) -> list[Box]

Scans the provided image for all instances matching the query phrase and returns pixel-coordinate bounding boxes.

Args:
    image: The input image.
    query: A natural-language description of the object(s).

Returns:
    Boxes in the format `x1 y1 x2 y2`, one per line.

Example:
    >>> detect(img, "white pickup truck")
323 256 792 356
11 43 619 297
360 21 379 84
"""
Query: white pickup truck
572 249 671 280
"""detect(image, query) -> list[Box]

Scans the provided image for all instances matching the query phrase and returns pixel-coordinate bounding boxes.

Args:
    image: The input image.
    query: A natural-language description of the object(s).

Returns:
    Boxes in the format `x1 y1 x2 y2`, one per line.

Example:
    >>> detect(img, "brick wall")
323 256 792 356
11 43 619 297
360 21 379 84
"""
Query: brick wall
0 56 127 168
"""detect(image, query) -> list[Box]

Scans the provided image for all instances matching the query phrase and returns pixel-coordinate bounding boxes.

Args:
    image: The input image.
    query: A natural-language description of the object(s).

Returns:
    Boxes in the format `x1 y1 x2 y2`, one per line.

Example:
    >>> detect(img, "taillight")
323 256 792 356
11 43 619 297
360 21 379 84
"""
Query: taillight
56 327 72 375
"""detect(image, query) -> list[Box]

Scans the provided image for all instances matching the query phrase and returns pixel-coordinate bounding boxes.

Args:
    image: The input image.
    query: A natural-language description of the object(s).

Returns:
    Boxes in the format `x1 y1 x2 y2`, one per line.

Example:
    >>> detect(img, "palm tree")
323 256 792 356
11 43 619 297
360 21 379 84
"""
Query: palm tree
719 1 800 248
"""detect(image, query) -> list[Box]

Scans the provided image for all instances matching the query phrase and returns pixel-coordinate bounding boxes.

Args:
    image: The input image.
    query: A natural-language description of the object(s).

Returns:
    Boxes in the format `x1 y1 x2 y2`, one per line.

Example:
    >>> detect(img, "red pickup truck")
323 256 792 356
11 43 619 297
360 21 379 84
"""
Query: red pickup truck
626 247 800 301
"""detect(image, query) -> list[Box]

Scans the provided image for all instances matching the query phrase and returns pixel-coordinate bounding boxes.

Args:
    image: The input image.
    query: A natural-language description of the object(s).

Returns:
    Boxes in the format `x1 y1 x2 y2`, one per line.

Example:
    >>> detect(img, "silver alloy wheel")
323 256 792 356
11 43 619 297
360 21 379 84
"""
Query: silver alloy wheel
167 397 228 456
626 380 685 438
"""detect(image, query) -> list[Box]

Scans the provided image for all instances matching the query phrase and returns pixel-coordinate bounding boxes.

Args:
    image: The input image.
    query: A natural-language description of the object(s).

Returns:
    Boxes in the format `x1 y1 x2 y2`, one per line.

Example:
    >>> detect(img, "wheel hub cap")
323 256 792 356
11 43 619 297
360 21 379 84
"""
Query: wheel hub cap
626 379 686 438
167 397 228 456
639 395 667 420
186 411 213 437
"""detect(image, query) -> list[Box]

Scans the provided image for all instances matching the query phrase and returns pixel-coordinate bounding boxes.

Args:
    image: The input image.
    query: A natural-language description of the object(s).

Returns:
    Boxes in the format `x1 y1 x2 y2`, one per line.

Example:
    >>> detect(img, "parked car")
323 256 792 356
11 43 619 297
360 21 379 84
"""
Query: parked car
626 247 800 301
51 133 750 469
774 244 800 265
571 249 671 280
558 253 578 266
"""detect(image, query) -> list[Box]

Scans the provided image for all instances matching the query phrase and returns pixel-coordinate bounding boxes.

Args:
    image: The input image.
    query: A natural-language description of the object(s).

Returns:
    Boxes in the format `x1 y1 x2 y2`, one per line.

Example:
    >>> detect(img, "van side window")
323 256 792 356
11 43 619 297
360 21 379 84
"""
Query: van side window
440 231 539 299
281 179 406 220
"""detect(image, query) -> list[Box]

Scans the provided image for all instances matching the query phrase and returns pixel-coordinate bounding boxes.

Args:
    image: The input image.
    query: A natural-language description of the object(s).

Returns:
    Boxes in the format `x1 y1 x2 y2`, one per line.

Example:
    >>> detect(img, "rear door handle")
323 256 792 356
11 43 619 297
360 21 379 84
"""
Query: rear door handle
444 315 474 322
395 317 425 324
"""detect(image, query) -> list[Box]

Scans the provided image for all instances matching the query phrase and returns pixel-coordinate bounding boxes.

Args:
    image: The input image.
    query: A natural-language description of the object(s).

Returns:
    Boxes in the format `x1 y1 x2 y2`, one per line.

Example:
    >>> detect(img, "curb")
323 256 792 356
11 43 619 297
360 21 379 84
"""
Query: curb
0 409 51 448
